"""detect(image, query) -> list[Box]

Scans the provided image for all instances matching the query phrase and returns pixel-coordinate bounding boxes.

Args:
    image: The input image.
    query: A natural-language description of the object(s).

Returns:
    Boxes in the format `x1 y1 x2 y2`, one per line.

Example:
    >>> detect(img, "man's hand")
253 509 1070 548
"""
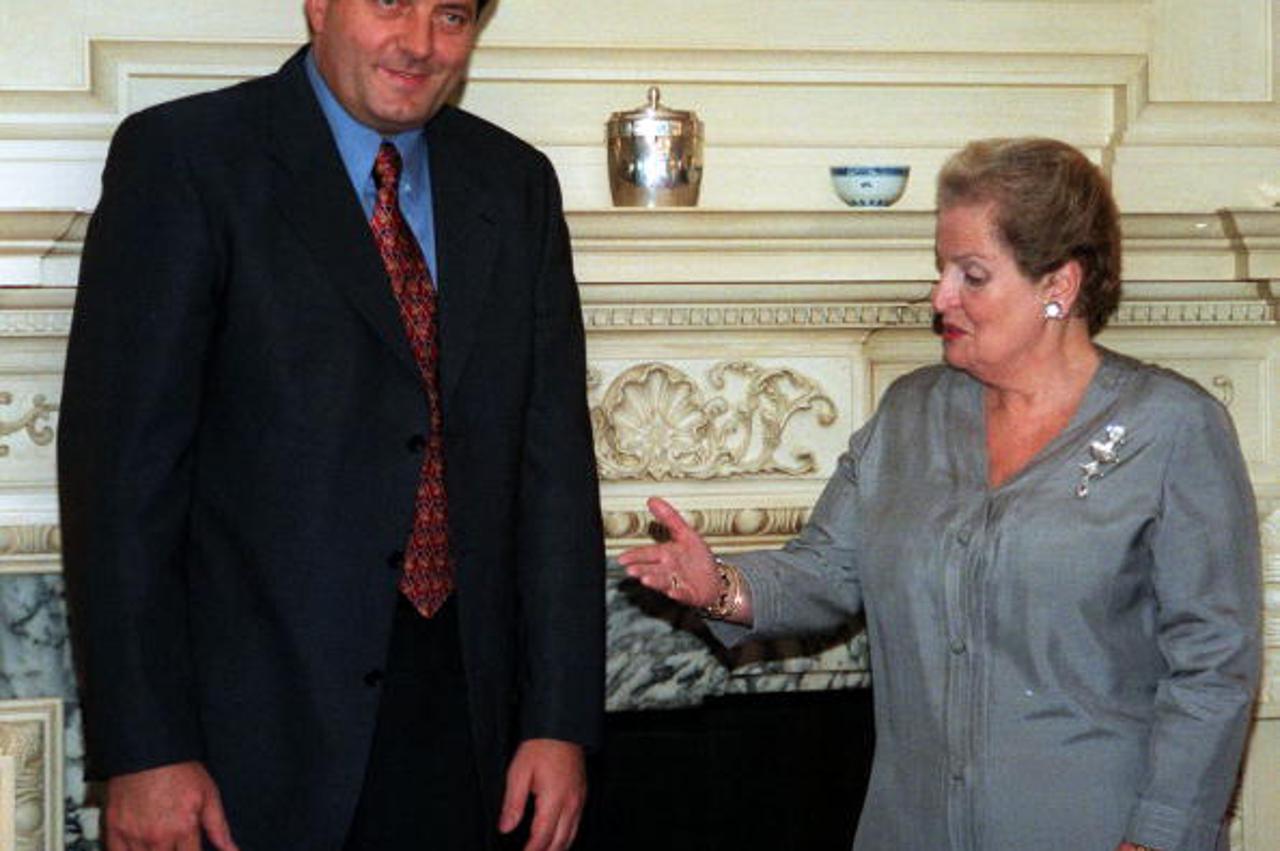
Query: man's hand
104 761 238 851
498 739 587 851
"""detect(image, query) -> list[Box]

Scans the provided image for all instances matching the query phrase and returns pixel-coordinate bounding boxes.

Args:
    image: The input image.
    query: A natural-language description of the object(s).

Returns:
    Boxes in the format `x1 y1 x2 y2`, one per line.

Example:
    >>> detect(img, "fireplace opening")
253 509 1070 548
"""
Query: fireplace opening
578 688 874 849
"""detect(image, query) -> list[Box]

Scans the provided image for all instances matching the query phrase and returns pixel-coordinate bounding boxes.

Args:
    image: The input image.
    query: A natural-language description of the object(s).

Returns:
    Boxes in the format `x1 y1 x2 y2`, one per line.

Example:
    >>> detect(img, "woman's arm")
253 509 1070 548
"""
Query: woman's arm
619 496 754 624
620 419 874 641
1124 396 1262 850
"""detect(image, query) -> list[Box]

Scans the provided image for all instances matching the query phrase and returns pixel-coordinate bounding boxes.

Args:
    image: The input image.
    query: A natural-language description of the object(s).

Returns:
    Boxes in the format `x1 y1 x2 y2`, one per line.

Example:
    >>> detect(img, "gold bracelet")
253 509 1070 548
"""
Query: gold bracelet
700 557 746 620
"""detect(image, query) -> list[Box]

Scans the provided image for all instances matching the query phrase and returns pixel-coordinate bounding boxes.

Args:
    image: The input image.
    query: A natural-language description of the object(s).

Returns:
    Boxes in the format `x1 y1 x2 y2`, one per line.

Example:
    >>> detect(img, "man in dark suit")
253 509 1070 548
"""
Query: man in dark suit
57 0 604 848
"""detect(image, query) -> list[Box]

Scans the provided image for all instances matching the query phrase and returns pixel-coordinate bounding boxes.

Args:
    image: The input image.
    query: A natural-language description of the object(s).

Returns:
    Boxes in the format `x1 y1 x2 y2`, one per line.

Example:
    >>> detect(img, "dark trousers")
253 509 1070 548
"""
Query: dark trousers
343 595 487 850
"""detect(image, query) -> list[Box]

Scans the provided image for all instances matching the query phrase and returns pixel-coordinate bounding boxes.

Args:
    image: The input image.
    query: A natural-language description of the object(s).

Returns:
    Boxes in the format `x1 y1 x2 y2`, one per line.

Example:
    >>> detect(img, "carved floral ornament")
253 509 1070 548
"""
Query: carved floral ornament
0 393 57 457
588 361 838 481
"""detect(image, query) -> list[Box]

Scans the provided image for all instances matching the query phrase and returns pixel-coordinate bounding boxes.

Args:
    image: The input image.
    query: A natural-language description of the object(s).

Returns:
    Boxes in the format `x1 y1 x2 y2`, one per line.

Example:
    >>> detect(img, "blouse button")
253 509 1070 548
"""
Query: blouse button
949 639 967 655
956 524 972 545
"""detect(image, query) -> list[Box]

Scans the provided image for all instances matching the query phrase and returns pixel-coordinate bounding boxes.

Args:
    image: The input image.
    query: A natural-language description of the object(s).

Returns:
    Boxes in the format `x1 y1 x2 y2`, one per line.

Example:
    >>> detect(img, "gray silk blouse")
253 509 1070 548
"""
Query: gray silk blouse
714 350 1261 851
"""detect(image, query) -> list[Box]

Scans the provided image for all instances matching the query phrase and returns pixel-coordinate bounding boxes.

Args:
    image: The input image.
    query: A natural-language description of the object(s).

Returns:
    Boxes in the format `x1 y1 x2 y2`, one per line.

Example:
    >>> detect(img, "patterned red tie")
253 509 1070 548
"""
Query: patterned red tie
370 142 454 617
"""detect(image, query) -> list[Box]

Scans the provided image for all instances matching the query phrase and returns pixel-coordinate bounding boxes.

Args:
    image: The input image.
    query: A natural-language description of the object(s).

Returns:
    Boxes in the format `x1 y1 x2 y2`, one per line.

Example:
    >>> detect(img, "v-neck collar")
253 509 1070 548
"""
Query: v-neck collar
957 348 1132 494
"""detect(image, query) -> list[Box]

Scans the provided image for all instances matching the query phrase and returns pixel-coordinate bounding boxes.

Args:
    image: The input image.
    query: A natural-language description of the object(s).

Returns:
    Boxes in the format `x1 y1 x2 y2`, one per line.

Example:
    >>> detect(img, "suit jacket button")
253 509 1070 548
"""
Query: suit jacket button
363 669 384 688
406 434 427 453
386 550 405 570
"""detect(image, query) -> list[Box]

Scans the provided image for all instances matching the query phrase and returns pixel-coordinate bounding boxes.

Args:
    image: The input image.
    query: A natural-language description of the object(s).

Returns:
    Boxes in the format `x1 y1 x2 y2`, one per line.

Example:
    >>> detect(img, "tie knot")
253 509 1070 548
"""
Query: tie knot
373 142 403 191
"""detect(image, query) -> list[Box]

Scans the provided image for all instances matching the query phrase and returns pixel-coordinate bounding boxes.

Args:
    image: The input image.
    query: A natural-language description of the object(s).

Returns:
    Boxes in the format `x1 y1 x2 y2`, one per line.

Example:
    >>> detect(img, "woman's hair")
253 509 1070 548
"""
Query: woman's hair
936 138 1122 336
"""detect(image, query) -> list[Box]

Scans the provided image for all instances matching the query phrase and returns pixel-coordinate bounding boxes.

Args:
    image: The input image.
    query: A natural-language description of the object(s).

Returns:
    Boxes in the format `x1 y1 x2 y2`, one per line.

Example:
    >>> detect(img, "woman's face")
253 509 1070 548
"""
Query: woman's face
931 202 1053 383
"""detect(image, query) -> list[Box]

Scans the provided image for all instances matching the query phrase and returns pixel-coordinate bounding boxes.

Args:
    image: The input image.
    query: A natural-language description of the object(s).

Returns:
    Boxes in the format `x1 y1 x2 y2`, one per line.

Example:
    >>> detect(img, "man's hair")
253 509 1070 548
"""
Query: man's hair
937 137 1123 336
307 0 493 36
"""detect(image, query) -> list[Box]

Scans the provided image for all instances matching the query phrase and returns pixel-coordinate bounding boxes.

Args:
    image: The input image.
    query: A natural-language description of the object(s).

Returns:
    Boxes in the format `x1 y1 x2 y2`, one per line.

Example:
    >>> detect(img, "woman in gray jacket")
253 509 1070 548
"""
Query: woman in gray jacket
620 138 1261 851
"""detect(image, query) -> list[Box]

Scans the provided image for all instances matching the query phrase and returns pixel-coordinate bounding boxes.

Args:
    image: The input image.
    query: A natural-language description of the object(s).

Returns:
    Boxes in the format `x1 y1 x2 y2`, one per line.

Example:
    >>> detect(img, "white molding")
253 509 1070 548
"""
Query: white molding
0 39 1144 131
582 300 1276 331
479 1 1153 55
0 525 62 576
6 208 1275 288
1261 507 1280 715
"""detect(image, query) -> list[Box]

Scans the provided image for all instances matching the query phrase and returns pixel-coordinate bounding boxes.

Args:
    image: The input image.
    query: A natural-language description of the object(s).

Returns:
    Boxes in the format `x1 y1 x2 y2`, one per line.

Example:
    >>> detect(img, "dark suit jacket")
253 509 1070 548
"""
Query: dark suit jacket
57 48 605 848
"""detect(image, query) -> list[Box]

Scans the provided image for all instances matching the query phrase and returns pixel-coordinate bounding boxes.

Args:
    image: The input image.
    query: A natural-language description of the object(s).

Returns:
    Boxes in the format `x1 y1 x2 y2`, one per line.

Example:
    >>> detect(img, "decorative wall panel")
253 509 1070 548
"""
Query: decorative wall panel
0 290 69 576
589 359 844 483
1262 507 1280 710
0 699 63 851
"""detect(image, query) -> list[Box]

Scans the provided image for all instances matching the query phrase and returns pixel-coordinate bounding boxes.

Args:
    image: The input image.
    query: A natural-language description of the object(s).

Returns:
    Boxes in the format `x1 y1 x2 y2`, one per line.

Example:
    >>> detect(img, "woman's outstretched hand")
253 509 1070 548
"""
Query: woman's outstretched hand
618 497 752 624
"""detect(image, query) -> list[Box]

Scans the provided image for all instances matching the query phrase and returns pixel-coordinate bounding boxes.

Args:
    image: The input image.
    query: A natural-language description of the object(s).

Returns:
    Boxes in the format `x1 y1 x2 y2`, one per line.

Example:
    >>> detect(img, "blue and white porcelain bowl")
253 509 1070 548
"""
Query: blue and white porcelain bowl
830 165 910 207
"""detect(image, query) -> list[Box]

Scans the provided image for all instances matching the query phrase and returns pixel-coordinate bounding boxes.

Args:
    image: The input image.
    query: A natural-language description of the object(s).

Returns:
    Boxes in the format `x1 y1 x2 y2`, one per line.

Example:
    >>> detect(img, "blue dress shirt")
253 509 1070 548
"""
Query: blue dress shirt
305 51 439 281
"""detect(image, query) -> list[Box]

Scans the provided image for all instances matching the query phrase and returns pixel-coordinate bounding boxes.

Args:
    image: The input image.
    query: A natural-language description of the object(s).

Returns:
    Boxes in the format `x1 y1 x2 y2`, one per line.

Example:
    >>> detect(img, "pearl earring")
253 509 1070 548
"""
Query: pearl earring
1043 300 1065 320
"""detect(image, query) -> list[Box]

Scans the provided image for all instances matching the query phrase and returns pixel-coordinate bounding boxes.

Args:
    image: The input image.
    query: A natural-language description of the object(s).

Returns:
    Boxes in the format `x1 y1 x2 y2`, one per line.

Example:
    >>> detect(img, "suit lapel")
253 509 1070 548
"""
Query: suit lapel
265 50 420 377
427 110 499 403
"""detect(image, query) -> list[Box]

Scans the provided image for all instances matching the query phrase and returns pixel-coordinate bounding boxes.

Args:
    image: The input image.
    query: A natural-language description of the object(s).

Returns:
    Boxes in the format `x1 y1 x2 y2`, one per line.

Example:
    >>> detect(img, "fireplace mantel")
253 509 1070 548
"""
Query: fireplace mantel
0 203 1276 845
1 202 1277 563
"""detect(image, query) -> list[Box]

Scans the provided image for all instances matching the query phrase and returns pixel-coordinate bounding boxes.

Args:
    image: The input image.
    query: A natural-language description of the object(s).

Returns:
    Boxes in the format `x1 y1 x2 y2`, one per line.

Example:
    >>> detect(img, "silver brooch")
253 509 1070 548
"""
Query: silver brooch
1075 423 1126 498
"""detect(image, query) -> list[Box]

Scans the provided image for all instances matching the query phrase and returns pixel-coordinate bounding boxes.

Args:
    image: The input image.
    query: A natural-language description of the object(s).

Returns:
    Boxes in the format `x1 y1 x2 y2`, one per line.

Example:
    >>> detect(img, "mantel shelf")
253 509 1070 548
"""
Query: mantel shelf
563 208 1280 286
6 206 1280 246
4 207 1280 287
566 207 1280 242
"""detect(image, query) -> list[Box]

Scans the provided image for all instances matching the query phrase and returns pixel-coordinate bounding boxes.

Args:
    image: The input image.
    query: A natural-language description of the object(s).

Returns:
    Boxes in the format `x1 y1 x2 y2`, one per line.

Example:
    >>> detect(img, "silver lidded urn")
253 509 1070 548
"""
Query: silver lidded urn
607 86 704 207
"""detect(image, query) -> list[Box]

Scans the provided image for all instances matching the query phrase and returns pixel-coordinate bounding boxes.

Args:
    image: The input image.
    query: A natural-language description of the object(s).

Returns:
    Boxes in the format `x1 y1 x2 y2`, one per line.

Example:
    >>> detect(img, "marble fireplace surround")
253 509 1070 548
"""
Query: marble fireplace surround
0 206 1278 847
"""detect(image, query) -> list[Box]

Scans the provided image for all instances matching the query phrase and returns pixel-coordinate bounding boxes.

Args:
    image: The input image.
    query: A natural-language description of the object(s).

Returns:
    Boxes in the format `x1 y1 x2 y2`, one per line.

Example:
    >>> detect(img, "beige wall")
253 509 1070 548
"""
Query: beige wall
0 1 1278 847
2 1 1280 213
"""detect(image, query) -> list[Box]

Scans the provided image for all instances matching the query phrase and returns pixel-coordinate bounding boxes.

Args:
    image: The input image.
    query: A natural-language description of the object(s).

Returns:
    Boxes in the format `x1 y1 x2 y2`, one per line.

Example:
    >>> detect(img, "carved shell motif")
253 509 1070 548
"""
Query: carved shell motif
590 361 837 481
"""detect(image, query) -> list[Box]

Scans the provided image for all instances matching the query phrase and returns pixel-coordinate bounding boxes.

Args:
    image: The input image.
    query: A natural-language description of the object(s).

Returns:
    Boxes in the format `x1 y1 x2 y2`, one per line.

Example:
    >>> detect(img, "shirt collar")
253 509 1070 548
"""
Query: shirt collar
304 49 428 193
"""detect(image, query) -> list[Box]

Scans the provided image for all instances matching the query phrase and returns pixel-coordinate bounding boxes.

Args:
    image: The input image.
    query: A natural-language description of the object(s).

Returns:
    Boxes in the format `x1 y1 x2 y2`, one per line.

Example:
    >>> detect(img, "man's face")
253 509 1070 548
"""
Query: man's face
306 0 479 134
